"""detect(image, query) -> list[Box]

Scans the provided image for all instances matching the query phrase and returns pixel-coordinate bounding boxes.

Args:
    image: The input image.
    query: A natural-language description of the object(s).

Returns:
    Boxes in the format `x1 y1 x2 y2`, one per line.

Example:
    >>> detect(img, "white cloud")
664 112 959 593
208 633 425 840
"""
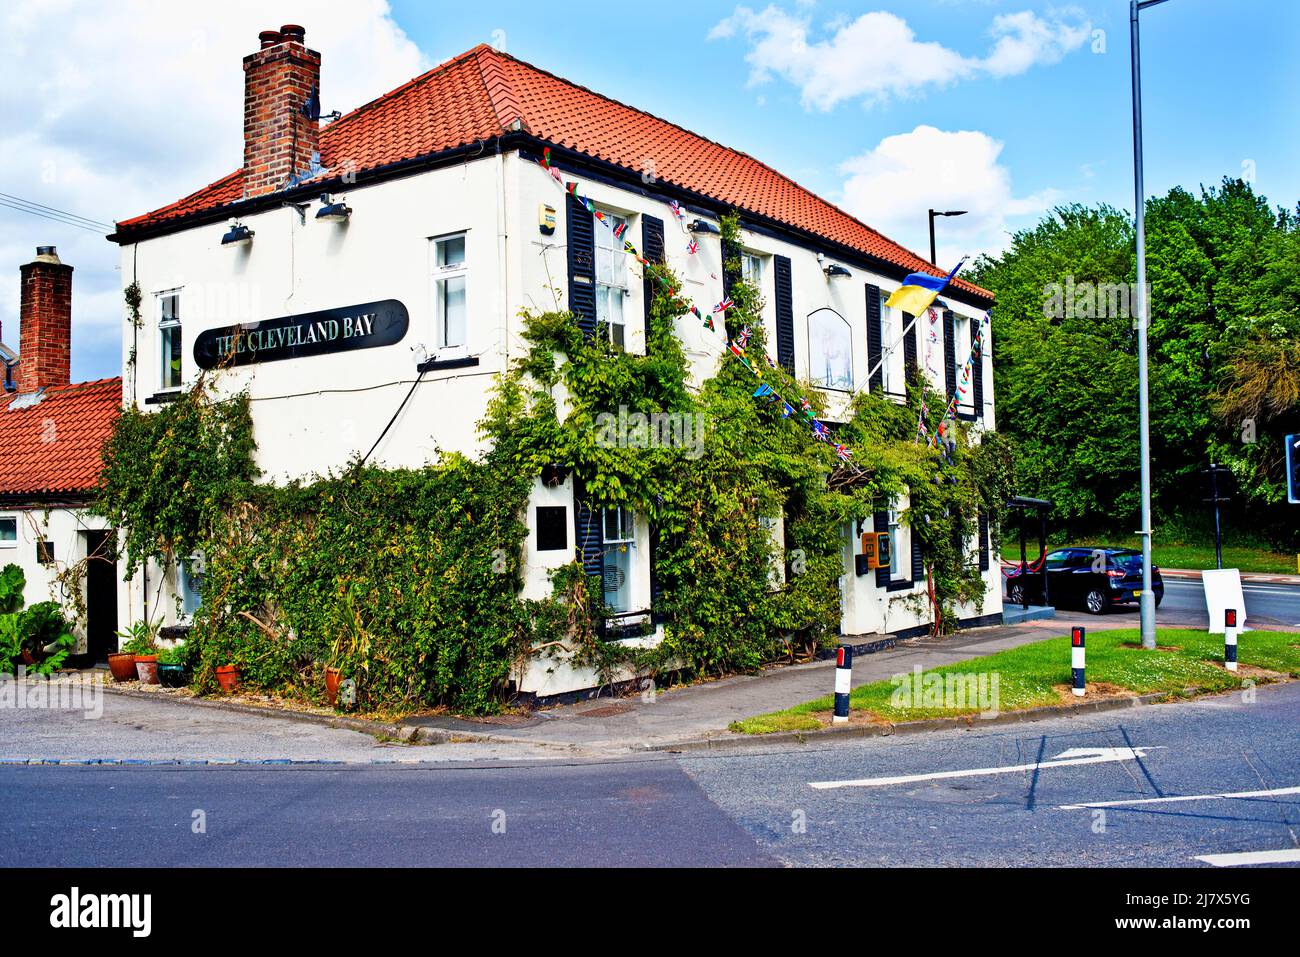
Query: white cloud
837 125 1059 266
0 0 428 380
709 5 1091 111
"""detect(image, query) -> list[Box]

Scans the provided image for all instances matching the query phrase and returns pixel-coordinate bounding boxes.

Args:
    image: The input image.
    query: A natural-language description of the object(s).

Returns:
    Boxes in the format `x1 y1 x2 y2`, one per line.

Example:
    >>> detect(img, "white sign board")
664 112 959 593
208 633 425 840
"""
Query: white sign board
1202 568 1247 633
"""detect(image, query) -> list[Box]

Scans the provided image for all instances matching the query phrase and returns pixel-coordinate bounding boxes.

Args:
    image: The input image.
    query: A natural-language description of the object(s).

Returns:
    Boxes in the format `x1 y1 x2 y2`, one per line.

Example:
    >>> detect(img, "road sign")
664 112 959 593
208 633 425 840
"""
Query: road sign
1287 434 1300 504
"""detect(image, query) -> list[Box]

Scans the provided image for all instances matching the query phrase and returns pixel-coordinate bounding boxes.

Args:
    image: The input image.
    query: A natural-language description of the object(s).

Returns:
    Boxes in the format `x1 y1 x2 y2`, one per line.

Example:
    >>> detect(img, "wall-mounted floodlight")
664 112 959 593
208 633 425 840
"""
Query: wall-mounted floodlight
687 219 719 235
221 222 254 247
316 194 351 223
824 263 852 278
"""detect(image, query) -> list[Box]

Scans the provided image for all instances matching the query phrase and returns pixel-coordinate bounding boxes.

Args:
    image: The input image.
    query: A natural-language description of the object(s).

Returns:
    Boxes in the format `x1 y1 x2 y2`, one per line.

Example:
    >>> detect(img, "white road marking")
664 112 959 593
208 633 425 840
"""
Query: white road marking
1058 784 1300 810
1195 848 1300 867
809 747 1161 790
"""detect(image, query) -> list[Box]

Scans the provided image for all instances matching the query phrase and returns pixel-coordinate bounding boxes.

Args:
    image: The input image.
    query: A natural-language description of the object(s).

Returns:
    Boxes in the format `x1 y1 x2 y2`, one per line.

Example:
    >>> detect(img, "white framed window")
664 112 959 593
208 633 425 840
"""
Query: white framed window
594 210 629 350
887 509 902 579
432 233 468 350
880 301 905 396
955 313 972 411
158 289 182 391
808 308 852 390
741 252 763 287
0 516 16 548
179 553 204 618
601 506 635 614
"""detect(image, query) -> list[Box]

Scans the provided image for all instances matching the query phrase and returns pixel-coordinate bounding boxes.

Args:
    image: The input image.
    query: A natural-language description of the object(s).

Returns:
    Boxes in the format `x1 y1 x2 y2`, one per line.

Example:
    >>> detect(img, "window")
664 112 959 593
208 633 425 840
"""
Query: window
601 506 635 614
0 517 16 547
808 308 852 390
1044 550 1071 571
36 540 54 565
741 252 763 287
432 234 468 349
535 506 568 552
179 554 204 617
880 302 904 395
158 290 182 391
955 314 973 411
594 211 629 350
886 509 910 581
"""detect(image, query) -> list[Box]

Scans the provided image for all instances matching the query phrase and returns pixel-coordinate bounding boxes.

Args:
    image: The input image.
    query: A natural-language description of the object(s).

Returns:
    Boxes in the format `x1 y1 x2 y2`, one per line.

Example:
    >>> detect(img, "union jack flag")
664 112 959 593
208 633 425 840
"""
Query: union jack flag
834 443 852 461
811 421 830 442
736 325 752 349
714 298 734 314
687 238 699 256
669 200 686 221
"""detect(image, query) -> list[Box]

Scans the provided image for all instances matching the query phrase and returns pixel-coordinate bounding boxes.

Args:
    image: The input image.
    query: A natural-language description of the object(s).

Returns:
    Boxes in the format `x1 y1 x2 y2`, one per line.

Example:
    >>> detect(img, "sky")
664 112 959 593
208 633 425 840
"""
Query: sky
1 0 1294 382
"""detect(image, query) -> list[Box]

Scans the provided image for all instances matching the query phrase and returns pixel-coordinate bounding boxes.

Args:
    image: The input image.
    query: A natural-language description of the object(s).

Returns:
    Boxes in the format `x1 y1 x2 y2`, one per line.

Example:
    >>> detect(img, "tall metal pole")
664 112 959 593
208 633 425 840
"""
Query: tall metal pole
1131 0 1158 649
928 209 937 264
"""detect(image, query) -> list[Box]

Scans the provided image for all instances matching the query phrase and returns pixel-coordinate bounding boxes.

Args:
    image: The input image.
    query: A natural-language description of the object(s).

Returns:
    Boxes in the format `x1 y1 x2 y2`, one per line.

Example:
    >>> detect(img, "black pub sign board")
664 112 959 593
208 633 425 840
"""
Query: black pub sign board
193 300 409 369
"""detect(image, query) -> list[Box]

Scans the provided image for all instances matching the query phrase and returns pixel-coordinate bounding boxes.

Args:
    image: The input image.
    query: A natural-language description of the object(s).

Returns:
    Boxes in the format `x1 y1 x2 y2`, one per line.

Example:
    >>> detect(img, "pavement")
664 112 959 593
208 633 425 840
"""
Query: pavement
3 681 1297 867
3 575 1296 762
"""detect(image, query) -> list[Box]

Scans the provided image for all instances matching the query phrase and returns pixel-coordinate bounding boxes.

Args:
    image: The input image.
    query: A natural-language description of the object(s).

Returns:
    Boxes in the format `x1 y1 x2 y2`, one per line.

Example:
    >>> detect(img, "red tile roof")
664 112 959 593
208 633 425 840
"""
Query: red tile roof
116 45 990 299
0 378 121 497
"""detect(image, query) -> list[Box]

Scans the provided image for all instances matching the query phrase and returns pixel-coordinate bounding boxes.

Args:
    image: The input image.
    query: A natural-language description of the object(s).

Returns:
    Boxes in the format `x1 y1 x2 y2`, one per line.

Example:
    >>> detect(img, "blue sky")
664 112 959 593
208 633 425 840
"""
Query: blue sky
1 0 1294 381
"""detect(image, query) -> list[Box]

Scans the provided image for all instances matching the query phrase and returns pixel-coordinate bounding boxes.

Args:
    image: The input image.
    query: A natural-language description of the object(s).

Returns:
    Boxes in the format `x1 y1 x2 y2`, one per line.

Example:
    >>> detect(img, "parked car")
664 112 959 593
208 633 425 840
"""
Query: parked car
1005 547 1164 614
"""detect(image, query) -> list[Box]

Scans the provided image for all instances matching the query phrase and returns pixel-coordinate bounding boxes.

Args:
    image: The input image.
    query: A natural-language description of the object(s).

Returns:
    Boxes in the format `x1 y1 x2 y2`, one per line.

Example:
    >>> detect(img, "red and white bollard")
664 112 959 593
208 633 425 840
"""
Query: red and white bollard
833 647 852 723
1224 608 1238 672
1071 626 1086 697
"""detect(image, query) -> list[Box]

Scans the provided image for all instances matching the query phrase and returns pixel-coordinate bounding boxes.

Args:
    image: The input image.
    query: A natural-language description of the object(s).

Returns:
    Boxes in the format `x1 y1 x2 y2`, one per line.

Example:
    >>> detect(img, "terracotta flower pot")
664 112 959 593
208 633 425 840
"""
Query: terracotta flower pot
107 652 137 682
134 654 160 685
215 664 239 693
325 667 343 706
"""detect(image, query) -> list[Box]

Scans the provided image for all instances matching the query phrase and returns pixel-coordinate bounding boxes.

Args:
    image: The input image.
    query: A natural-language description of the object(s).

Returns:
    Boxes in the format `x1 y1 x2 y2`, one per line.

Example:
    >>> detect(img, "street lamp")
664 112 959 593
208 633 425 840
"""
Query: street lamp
1131 0 1173 650
928 209 967 265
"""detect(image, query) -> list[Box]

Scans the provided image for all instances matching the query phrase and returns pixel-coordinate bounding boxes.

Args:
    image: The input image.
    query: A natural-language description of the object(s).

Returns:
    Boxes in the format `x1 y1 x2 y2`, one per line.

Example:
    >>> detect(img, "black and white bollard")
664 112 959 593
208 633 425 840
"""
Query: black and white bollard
833 646 853 723
1224 608 1238 672
1071 626 1086 697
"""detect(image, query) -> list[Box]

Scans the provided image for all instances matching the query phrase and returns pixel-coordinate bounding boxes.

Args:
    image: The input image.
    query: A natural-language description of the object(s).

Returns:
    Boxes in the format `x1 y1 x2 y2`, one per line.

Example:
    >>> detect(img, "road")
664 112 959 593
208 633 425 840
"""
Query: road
1158 577 1300 627
3 681 1298 867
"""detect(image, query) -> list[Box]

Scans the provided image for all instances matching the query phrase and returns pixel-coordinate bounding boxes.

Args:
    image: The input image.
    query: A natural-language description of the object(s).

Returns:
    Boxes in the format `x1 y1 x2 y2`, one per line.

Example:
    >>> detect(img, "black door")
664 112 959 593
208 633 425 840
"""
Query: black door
83 530 117 665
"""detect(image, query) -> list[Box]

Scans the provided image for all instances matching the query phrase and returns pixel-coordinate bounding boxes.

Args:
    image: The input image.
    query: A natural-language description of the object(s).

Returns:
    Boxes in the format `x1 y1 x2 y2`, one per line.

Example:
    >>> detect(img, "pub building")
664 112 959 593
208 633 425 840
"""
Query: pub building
109 26 1001 697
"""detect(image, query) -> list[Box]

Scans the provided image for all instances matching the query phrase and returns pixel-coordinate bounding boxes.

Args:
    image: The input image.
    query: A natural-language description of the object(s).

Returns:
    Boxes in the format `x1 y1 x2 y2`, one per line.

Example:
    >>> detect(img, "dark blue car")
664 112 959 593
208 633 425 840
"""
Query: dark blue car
1005 547 1164 614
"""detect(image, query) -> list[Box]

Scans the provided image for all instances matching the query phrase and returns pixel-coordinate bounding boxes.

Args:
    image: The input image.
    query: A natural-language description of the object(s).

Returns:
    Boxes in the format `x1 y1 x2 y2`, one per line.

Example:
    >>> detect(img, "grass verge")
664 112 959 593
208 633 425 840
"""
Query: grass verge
1002 537 1296 575
729 628 1300 735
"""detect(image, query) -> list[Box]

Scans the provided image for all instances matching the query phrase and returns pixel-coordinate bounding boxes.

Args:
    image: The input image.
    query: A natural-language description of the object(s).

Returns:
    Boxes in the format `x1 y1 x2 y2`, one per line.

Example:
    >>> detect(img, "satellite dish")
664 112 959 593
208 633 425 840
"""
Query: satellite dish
301 82 321 121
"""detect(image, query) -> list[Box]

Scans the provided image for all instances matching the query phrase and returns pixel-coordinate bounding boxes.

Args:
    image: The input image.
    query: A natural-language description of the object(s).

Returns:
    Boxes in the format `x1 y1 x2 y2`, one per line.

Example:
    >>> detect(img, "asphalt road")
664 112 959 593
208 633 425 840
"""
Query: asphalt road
1032 576 1300 628
3 682 1298 867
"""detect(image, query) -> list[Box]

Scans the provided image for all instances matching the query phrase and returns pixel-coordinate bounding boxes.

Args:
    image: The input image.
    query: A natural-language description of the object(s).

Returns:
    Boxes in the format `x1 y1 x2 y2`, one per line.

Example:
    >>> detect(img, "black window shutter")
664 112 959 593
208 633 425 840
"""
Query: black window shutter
874 511 889 588
942 309 956 400
978 512 990 572
572 480 603 579
903 312 918 385
973 331 985 419
649 522 664 623
641 215 665 349
774 255 795 374
911 533 924 582
567 192 597 340
866 285 883 392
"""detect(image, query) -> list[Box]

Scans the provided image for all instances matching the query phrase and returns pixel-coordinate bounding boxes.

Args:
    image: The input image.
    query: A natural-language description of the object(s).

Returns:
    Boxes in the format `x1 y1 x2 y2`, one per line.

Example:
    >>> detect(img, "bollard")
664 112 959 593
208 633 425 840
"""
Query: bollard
833 646 853 723
1224 608 1238 672
1071 626 1086 697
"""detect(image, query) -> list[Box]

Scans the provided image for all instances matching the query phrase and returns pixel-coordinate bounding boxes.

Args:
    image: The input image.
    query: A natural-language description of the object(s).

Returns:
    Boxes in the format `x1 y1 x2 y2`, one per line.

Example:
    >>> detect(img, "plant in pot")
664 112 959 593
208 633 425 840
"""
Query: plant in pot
325 584 370 709
156 644 188 688
16 602 77 675
118 622 161 684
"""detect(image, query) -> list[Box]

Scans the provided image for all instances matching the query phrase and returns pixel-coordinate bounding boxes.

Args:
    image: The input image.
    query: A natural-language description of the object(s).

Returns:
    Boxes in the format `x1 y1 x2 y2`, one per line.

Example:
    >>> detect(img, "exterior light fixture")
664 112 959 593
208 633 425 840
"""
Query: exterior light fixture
687 219 719 235
316 194 351 223
824 263 852 279
221 222 254 247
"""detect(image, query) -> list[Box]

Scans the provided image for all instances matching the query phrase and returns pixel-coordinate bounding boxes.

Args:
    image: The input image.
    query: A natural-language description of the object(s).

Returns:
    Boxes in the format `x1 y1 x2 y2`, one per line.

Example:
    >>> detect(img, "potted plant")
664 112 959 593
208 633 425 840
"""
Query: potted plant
118 622 160 684
214 663 238 693
156 644 188 688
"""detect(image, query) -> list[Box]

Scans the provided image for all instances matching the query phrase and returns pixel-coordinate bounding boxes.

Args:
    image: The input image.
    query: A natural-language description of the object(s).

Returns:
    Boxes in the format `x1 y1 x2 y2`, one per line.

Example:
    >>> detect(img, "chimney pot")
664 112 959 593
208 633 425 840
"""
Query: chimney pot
258 30 282 49
280 24 306 42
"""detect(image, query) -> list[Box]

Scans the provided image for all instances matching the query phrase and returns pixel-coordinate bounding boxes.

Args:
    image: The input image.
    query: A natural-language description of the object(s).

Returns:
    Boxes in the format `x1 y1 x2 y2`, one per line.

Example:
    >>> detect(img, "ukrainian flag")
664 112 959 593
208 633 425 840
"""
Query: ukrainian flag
885 258 967 316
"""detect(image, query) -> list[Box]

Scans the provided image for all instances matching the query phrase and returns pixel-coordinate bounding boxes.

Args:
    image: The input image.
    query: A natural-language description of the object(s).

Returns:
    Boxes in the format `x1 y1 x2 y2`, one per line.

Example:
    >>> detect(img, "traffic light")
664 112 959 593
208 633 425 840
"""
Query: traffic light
1288 434 1300 504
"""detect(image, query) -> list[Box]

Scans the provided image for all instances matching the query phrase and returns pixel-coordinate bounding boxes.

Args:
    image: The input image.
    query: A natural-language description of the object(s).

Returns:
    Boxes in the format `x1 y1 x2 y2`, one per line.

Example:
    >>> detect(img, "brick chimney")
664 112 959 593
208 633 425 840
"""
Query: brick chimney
242 24 321 199
17 246 73 394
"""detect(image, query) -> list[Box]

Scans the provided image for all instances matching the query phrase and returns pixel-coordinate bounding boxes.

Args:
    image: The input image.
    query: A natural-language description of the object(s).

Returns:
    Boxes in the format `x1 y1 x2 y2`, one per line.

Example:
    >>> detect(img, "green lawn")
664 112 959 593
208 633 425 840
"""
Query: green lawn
1002 537 1297 575
729 628 1300 734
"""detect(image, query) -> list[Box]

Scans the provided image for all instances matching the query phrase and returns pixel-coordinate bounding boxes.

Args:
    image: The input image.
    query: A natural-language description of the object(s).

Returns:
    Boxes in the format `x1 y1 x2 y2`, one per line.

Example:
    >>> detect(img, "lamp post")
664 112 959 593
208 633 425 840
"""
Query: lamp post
928 209 967 265
1131 0 1173 650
